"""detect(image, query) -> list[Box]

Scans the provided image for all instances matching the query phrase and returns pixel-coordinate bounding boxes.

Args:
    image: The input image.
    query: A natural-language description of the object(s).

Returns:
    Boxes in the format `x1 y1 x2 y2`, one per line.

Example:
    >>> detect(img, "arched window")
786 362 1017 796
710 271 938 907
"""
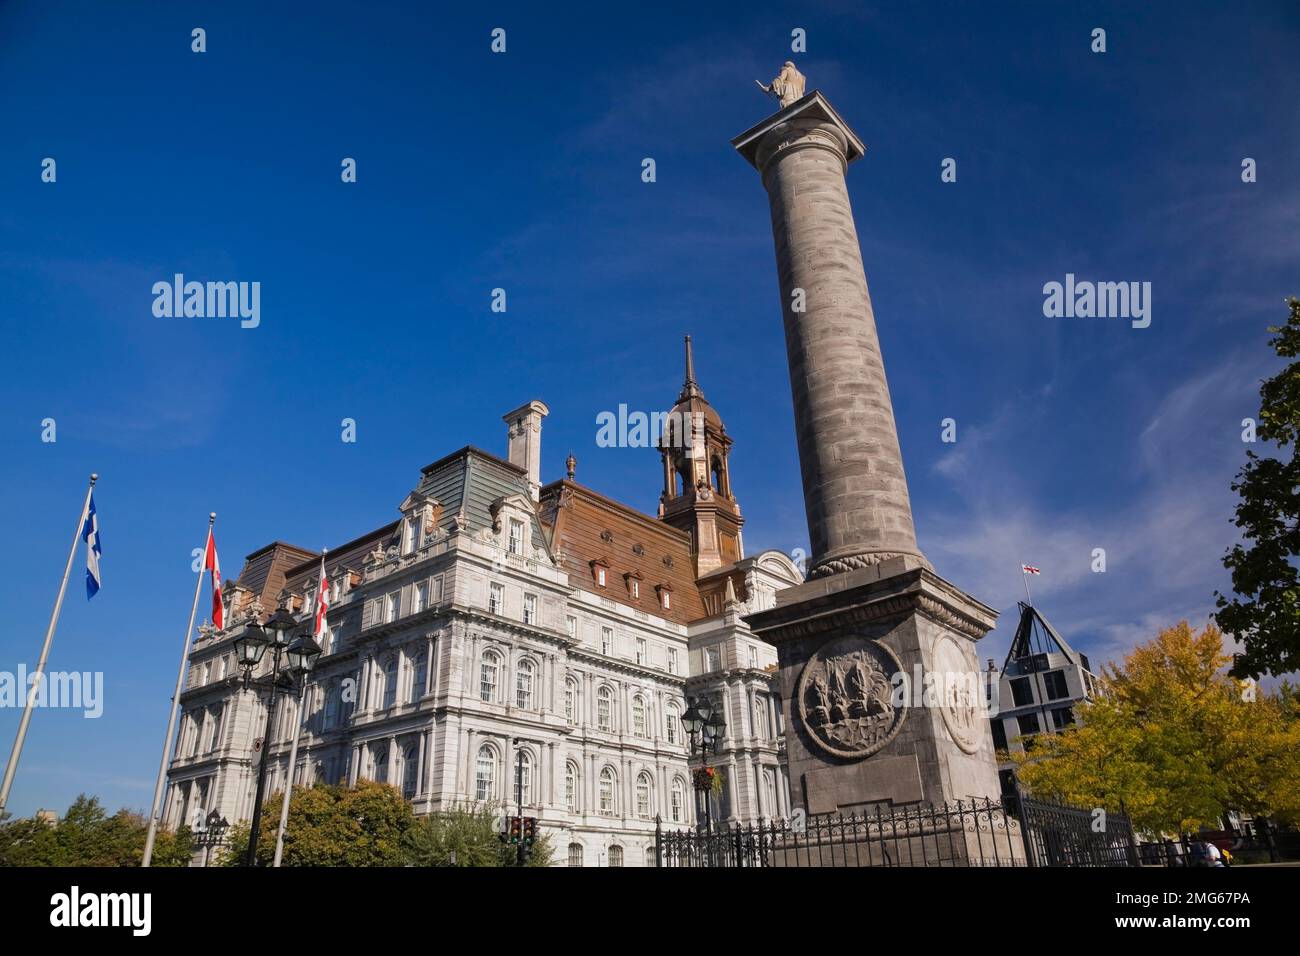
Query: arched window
670 777 686 824
403 745 419 799
568 843 584 867
383 656 399 710
635 772 653 818
597 686 613 732
753 696 766 740
666 702 679 744
372 746 388 784
516 658 535 709
608 845 624 867
207 703 223 753
410 649 427 703
632 695 647 738
480 650 500 702
564 677 579 724
598 766 616 815
475 744 497 800
324 681 340 728
370 663 386 712
514 749 533 807
565 761 580 813
762 768 777 819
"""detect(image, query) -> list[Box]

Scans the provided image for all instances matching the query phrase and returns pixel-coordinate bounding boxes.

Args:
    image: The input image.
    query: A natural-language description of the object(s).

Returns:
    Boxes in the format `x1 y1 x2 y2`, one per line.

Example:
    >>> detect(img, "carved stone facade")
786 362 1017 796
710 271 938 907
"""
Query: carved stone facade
164 369 802 866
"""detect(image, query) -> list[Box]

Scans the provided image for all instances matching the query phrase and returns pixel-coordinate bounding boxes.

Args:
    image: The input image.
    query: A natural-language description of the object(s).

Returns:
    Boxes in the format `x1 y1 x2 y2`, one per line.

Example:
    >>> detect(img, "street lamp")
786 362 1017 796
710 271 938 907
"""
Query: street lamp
679 696 725 834
194 809 230 867
271 631 323 867
237 606 302 866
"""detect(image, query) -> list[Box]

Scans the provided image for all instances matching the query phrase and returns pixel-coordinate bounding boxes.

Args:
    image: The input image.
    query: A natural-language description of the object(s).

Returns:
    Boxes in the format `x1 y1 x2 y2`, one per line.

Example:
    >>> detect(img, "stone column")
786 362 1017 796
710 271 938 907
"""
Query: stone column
733 93 927 577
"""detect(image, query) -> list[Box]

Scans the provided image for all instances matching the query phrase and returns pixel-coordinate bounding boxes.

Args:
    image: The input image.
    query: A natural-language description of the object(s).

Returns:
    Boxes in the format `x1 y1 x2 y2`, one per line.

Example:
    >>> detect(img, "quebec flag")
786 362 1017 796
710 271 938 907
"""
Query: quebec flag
82 493 101 599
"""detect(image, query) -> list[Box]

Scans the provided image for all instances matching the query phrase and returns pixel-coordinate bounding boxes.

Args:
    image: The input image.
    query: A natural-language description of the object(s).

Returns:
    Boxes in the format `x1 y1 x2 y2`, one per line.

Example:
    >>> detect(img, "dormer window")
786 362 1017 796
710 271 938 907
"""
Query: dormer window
508 519 524 556
591 558 609 588
624 570 643 599
631 580 640 599
656 584 673 611
403 515 419 554
597 567 606 587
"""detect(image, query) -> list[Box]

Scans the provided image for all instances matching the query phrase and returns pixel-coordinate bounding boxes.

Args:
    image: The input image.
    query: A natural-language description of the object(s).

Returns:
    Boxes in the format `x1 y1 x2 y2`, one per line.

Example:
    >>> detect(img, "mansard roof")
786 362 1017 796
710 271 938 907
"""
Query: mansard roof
243 445 544 599
231 541 319 609
538 478 706 625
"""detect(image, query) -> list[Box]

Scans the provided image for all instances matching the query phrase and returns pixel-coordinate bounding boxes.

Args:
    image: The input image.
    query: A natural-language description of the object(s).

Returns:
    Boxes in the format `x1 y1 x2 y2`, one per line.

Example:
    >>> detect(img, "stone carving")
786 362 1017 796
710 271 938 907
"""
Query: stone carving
932 636 983 754
758 61 806 109
796 636 904 759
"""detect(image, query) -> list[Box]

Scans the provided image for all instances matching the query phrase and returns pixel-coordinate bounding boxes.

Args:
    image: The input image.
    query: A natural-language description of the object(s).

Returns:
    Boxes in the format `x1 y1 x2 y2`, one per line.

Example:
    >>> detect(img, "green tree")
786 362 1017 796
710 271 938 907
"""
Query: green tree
1010 622 1300 834
0 794 191 867
401 802 554 867
1216 297 1300 678
218 780 414 866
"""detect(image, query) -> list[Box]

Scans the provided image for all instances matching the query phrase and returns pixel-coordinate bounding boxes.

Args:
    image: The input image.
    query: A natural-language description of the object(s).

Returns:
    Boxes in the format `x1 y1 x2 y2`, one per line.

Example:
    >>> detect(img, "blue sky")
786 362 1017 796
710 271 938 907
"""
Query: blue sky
1 1 1297 817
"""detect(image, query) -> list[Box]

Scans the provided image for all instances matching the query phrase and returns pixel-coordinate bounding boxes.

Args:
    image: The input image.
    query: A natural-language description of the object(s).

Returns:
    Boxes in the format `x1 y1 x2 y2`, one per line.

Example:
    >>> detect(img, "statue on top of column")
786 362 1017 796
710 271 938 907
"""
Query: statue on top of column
757 61 806 109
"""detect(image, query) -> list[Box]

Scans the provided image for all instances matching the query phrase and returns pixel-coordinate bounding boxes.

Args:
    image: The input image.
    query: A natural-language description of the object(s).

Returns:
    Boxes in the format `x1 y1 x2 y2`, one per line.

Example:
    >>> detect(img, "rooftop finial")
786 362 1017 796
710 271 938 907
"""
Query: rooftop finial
677 335 705 403
565 450 576 480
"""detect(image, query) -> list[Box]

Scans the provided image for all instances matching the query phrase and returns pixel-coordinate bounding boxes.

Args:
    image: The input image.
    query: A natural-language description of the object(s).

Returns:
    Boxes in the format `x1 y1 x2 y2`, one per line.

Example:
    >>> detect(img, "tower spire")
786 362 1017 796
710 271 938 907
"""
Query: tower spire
679 335 703 401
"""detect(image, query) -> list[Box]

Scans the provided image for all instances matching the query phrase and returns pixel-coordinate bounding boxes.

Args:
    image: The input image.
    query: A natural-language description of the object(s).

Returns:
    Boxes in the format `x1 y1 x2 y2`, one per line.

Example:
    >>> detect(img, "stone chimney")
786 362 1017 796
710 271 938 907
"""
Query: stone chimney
503 400 549 501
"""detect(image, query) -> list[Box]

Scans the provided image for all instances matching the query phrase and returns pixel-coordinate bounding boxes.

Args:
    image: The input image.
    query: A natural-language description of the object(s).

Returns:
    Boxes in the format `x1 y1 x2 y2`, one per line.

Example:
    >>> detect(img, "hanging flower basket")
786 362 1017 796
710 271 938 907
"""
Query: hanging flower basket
693 766 722 794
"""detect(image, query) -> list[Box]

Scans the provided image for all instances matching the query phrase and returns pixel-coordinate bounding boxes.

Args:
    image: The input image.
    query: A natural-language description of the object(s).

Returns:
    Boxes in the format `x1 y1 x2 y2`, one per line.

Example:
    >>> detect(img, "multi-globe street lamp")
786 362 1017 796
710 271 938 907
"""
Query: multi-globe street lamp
679 696 725 833
232 607 321 866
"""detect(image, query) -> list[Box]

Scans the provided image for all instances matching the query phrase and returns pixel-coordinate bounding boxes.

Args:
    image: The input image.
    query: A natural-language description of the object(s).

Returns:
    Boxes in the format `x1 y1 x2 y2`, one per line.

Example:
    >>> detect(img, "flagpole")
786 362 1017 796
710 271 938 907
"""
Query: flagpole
1022 568 1034 607
0 473 97 818
142 512 215 866
273 549 326 867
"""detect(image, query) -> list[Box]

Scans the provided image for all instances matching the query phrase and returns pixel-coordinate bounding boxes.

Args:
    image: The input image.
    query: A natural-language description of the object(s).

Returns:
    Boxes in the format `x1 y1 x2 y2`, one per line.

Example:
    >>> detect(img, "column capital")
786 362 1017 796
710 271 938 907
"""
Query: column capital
732 91 866 175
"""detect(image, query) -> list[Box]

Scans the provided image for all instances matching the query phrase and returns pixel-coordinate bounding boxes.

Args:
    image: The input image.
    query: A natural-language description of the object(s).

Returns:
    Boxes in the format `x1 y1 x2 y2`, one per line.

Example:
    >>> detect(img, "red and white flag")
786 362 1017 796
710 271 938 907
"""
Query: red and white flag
313 556 330 639
204 529 224 629
1021 564 1041 576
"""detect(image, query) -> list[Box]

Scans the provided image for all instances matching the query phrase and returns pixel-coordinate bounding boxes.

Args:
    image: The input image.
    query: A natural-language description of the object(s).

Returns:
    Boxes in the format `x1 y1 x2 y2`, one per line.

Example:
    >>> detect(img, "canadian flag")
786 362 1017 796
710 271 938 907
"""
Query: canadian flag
205 529 224 629
314 557 330 639
1021 564 1041 576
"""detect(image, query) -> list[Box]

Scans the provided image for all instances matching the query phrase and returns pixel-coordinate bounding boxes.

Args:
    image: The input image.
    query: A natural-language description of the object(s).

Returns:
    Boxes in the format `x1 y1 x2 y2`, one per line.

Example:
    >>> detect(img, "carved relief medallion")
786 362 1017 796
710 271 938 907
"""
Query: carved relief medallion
796 636 904 759
933 636 983 754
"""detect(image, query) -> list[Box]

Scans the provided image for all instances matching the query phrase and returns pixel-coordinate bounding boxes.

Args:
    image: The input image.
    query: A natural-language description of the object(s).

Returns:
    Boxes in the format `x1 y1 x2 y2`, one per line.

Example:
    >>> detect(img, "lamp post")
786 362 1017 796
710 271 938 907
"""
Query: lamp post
233 607 298 867
194 809 230 868
679 696 725 834
271 631 323 867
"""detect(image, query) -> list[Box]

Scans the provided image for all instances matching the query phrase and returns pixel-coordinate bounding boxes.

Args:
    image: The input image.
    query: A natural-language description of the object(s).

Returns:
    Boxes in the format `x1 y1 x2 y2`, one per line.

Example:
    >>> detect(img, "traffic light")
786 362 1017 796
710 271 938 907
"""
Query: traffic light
521 816 537 846
507 815 523 844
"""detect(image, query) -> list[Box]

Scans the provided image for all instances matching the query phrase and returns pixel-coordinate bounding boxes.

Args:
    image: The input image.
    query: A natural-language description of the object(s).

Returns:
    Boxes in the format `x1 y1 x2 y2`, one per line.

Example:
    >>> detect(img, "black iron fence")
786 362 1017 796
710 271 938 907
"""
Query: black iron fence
655 795 1140 868
1017 797 1137 867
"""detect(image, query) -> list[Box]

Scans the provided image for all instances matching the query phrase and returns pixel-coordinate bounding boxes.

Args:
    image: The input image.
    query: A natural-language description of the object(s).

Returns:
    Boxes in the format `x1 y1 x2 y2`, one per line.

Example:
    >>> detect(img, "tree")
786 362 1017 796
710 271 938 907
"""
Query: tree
0 794 192 867
217 780 414 866
1216 297 1300 678
1009 621 1300 835
401 802 554 867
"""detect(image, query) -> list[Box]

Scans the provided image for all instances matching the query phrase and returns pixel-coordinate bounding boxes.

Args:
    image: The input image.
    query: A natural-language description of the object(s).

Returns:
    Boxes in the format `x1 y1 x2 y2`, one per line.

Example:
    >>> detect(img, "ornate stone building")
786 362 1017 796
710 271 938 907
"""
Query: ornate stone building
162 342 802 866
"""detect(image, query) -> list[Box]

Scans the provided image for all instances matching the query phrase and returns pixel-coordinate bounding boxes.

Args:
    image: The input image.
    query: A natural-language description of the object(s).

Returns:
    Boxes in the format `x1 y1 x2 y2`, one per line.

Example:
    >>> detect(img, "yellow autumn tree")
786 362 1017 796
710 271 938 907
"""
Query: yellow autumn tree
1010 621 1300 835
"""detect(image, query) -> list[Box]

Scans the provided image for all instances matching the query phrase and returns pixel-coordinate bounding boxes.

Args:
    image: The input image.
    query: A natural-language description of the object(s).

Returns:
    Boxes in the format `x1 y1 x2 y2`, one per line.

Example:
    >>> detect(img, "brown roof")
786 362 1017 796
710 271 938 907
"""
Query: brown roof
281 522 400 594
538 479 706 624
234 541 319 608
